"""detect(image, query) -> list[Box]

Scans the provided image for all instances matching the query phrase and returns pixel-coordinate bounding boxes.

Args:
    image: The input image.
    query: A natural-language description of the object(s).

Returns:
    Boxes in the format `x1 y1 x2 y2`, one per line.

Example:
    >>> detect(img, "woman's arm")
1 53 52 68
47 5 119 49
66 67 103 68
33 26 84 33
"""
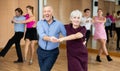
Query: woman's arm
58 32 83 42
22 16 35 23
92 16 96 24
97 17 106 23
13 16 35 24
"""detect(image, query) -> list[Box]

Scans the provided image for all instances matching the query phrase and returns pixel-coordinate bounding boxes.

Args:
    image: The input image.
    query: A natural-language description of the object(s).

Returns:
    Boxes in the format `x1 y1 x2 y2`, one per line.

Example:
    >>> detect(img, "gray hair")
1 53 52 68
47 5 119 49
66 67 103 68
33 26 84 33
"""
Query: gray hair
70 10 82 21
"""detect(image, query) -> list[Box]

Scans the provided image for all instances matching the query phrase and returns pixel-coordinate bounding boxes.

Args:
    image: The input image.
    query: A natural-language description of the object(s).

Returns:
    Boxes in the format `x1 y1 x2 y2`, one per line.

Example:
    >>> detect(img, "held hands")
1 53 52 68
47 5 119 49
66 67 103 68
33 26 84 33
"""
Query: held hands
49 36 65 43
58 38 65 42
50 36 59 43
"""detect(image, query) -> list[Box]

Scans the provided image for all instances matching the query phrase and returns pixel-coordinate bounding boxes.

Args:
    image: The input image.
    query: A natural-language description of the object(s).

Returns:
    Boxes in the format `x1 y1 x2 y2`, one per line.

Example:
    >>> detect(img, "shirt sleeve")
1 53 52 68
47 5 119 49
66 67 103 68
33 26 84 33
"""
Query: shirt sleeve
37 21 47 39
81 17 86 25
60 23 66 37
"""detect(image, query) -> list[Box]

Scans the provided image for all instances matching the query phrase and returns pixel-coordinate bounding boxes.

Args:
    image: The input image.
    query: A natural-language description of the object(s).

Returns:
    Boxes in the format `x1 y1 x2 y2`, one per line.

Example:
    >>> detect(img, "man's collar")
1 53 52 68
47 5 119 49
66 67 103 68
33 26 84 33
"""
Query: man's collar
43 17 56 22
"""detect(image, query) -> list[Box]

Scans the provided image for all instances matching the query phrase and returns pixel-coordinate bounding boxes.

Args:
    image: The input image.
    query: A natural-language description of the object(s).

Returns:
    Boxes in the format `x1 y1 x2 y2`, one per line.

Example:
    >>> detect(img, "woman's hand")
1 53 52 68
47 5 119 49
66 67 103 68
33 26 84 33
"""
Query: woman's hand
58 38 65 42
50 36 59 43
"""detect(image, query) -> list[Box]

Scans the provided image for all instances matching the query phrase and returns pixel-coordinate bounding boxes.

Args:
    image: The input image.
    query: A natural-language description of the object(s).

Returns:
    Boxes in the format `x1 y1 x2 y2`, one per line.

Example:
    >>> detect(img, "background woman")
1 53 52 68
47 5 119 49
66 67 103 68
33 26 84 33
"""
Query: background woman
93 8 112 62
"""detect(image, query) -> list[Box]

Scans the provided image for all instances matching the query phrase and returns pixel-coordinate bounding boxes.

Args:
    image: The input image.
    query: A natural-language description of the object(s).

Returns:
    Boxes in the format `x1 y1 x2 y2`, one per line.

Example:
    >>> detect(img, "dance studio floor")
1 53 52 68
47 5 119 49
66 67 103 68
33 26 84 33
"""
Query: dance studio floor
0 45 120 71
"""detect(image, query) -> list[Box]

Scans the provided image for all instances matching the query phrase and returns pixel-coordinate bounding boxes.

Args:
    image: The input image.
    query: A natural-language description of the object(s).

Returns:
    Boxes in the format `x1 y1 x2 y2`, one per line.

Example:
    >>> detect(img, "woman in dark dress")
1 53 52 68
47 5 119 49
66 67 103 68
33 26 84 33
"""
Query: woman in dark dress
58 10 88 71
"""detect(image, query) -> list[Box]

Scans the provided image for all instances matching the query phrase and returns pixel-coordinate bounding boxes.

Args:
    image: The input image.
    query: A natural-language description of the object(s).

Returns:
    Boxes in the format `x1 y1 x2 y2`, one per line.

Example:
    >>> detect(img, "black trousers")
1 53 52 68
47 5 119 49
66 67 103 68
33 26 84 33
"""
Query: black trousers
37 46 59 71
116 28 120 48
105 26 112 43
0 32 24 61
86 30 91 46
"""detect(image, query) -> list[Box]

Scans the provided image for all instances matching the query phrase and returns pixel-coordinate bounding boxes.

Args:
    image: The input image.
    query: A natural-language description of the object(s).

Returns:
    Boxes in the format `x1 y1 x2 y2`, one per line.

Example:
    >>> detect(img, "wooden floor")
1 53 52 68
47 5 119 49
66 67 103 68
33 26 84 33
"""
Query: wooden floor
0 46 120 71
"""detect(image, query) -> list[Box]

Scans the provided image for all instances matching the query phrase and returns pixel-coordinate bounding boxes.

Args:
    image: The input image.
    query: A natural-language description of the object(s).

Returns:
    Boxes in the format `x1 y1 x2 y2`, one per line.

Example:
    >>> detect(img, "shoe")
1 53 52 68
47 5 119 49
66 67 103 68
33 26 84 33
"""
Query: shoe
29 59 33 65
96 55 102 62
0 52 4 57
13 60 23 63
106 55 112 61
23 58 27 63
116 48 120 51
107 40 109 43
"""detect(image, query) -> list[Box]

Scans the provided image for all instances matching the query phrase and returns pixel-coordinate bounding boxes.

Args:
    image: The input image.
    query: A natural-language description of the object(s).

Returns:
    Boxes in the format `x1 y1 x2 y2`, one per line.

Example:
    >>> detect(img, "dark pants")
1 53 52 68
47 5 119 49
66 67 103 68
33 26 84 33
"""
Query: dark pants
0 32 24 61
105 26 112 43
116 28 120 48
37 47 59 71
110 23 116 37
86 30 91 46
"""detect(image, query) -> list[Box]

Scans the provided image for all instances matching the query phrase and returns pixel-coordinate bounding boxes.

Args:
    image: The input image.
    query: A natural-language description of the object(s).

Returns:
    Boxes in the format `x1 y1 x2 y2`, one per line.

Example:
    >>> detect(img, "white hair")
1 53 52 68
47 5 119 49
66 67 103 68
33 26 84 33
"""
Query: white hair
70 10 82 20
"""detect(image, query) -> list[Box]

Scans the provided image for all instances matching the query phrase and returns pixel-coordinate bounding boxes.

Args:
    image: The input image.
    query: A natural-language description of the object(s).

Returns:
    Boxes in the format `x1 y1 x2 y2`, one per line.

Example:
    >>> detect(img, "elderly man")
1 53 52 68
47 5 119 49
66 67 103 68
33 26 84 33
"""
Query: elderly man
36 5 66 71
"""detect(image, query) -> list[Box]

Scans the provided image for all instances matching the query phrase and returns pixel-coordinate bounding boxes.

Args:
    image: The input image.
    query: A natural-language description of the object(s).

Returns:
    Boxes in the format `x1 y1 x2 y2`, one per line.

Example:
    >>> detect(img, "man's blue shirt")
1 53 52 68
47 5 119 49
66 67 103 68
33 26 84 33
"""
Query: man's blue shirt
37 19 66 50
14 16 25 32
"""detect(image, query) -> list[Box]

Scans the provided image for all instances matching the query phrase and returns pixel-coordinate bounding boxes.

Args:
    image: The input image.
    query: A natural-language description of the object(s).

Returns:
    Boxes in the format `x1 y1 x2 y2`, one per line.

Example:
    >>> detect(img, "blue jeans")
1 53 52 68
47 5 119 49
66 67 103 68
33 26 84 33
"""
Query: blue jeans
37 46 59 71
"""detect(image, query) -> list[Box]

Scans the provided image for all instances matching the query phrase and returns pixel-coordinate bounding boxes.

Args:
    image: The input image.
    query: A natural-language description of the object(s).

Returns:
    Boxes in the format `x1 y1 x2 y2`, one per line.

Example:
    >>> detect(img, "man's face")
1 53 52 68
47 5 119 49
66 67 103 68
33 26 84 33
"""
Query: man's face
15 11 20 16
85 10 91 17
43 6 53 22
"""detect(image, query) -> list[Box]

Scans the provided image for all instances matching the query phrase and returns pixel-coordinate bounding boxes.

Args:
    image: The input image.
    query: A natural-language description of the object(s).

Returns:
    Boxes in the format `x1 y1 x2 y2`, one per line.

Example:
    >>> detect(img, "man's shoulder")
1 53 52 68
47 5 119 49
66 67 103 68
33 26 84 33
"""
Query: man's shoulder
54 19 64 25
37 20 45 23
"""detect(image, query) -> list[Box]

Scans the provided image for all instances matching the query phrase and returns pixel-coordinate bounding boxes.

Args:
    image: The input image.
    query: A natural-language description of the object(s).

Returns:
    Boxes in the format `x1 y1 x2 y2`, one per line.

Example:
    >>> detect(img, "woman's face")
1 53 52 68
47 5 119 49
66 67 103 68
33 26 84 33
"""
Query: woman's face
71 16 81 26
26 8 32 14
97 10 103 16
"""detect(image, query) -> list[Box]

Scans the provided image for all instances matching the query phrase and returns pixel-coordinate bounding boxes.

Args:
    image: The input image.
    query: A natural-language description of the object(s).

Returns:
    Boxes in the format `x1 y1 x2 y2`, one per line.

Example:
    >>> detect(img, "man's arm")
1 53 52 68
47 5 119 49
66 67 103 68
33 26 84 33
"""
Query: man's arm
37 21 58 43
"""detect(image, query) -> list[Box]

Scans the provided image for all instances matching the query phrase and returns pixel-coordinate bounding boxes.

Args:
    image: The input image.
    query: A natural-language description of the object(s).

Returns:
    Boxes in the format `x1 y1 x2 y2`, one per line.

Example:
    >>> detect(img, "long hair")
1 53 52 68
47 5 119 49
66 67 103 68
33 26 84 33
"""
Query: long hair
26 5 34 14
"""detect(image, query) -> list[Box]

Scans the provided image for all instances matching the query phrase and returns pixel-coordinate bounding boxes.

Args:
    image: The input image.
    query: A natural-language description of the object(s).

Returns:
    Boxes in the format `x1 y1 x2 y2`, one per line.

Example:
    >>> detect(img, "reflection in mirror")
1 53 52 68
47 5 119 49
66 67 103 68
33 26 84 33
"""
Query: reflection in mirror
89 0 120 53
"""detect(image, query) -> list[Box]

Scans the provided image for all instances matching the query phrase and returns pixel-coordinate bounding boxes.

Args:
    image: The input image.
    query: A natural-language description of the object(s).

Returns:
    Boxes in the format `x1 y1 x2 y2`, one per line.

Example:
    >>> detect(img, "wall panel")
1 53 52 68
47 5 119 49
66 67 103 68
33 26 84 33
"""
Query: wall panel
0 0 18 47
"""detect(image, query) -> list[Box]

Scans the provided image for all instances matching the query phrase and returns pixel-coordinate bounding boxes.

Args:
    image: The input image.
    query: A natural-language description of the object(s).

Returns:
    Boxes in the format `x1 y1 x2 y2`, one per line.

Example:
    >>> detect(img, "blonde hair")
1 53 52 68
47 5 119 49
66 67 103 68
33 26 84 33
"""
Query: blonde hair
70 10 82 21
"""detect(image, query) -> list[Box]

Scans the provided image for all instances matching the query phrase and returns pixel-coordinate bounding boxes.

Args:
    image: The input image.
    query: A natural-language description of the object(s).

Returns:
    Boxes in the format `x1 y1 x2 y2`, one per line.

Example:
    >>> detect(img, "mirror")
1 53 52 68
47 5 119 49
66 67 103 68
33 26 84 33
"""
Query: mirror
89 0 120 54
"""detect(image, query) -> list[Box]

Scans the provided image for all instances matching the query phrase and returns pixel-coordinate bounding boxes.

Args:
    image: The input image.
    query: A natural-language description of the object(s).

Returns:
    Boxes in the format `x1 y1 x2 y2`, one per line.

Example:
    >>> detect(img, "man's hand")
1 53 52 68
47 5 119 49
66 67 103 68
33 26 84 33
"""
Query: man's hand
50 36 59 43
58 38 65 42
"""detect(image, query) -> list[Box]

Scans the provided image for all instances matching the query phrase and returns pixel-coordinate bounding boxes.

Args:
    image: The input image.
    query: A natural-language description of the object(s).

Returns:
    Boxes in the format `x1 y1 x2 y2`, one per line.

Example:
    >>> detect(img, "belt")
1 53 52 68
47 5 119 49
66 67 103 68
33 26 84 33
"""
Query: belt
39 46 58 51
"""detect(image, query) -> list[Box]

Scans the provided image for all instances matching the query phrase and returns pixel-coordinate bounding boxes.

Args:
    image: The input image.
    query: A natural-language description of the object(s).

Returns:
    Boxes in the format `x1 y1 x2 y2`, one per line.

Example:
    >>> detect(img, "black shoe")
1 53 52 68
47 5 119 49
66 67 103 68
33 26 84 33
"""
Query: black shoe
0 53 3 57
116 48 120 51
13 60 23 63
96 55 102 62
107 40 109 43
0 52 4 57
106 55 112 61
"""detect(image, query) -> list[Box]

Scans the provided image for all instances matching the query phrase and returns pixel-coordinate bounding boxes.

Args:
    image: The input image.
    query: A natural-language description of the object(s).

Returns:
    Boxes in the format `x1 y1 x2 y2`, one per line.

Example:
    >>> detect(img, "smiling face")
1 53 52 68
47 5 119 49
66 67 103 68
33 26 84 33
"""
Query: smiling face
71 16 81 26
97 9 103 16
15 11 21 17
26 8 32 14
43 6 53 23
70 10 82 28
85 10 91 17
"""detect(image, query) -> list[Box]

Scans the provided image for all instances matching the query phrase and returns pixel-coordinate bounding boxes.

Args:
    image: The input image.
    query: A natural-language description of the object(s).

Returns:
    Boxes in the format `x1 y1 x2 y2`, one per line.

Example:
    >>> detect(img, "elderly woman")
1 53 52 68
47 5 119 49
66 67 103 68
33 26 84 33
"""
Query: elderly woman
59 10 88 71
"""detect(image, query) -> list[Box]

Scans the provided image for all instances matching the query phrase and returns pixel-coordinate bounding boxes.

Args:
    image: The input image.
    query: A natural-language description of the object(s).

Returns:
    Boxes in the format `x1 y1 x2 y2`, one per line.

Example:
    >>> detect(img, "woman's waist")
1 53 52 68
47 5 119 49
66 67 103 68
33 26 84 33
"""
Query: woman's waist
27 27 36 29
